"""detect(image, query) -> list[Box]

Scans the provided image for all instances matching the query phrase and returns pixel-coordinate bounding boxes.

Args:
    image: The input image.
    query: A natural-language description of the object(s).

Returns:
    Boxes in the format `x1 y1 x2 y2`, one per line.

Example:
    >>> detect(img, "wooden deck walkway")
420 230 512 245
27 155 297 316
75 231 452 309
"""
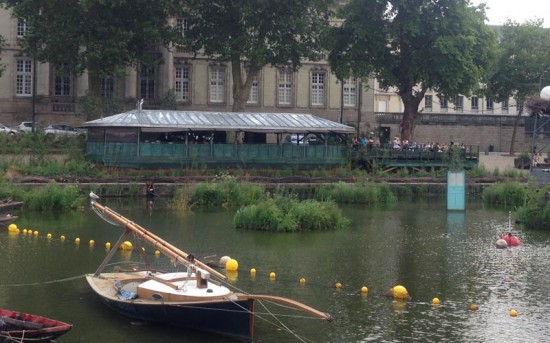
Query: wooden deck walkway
350 147 479 171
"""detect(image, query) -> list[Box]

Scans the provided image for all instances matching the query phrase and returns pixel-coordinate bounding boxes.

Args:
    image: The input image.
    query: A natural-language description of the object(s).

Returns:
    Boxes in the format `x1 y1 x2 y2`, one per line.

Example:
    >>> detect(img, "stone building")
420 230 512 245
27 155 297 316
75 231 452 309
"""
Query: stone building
0 7 526 152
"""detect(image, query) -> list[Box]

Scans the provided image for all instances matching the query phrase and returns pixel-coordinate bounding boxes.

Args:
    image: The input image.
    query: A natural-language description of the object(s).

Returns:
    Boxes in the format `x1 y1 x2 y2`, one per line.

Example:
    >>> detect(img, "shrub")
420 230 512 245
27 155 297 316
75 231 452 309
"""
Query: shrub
233 196 348 232
482 182 527 207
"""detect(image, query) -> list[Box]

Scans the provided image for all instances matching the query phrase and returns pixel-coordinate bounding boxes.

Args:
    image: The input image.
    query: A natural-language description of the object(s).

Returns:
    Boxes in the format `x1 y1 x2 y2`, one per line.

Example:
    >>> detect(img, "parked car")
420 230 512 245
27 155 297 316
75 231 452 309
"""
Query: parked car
44 124 85 137
0 123 17 135
17 121 34 132
285 134 308 145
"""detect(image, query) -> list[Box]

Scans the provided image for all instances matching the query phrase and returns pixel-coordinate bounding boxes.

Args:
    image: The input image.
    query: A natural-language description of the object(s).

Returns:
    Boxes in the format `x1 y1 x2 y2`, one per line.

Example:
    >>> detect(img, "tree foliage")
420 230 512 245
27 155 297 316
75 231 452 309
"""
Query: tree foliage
487 20 550 154
175 0 333 111
328 0 497 140
1 0 176 104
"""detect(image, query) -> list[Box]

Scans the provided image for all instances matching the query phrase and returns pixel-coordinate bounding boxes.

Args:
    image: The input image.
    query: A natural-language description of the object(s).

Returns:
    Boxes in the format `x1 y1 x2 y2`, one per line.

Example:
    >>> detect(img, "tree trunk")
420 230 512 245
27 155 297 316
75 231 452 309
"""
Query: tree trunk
230 58 259 112
85 68 104 120
398 85 425 142
509 101 524 156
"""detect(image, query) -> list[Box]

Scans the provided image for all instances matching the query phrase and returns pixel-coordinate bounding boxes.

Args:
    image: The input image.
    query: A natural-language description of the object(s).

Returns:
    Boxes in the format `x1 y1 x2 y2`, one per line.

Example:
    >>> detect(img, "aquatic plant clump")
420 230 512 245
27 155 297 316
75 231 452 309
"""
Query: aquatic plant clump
190 180 265 208
314 182 397 204
515 184 550 230
481 182 527 207
233 196 349 232
23 183 83 210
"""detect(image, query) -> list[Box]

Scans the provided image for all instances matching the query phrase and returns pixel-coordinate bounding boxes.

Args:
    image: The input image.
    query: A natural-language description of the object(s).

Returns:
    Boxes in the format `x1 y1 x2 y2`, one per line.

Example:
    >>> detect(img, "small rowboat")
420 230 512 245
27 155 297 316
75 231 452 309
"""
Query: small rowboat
87 193 332 341
0 215 17 228
0 308 72 343
0 198 23 214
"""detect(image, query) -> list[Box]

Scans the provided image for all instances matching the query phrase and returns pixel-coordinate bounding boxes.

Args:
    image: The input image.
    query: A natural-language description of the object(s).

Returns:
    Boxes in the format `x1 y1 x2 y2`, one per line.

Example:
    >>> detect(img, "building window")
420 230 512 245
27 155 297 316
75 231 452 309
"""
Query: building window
311 71 325 106
343 77 356 107
16 59 33 96
176 18 188 37
140 65 156 100
424 95 432 111
247 75 259 104
54 62 71 96
101 78 115 98
440 96 448 111
17 19 27 38
209 67 225 103
278 70 293 106
502 99 509 113
471 96 479 112
175 65 190 102
486 97 494 111
455 96 463 111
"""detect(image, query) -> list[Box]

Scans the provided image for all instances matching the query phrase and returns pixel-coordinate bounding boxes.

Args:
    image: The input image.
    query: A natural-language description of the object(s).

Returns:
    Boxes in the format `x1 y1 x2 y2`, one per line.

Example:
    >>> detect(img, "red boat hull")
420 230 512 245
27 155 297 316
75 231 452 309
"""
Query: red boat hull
0 309 72 343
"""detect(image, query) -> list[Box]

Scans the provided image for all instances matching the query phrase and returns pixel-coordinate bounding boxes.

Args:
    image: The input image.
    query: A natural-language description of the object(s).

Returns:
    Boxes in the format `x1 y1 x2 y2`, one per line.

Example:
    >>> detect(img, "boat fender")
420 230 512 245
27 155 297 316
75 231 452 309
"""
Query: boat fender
0 318 4 330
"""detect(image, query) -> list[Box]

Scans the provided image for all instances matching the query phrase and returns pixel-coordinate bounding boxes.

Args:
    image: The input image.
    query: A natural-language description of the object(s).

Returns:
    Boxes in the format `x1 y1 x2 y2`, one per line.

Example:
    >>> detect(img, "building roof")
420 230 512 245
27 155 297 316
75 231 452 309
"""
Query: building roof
83 110 356 134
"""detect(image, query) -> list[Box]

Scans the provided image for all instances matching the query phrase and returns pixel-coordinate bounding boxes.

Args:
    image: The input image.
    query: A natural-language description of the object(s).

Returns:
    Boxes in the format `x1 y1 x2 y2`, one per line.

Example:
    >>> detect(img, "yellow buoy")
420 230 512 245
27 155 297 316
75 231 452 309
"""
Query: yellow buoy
335 282 342 289
250 268 256 276
510 309 518 317
75 237 80 244
47 233 52 239
361 286 369 293
89 240 95 245
60 235 66 241
120 241 133 250
300 278 306 285
22 229 27 234
432 298 440 305
469 304 478 311
105 242 111 249
155 250 161 256
269 272 276 279
33 230 39 236
392 285 410 300
226 258 239 271
8 224 19 234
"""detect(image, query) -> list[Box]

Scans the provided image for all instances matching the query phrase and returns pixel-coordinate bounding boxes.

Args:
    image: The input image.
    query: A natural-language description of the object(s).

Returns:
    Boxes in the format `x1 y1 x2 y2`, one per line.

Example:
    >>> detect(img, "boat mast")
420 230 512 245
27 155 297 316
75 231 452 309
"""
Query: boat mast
91 199 226 280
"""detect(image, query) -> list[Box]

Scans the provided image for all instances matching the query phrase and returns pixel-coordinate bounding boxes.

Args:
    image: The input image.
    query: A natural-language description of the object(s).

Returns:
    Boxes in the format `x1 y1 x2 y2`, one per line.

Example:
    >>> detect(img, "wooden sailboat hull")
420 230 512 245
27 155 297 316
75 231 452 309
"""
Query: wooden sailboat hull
86 272 255 341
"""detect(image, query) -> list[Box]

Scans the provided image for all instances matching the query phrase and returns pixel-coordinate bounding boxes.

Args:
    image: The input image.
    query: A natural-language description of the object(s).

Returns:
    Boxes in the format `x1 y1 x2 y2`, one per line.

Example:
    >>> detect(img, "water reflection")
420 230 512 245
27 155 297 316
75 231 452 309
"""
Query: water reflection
0 199 549 342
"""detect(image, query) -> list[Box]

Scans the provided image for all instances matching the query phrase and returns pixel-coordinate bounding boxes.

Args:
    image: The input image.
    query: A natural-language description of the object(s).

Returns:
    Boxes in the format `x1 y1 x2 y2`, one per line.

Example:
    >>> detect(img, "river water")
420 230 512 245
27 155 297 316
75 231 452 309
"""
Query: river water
1 197 549 343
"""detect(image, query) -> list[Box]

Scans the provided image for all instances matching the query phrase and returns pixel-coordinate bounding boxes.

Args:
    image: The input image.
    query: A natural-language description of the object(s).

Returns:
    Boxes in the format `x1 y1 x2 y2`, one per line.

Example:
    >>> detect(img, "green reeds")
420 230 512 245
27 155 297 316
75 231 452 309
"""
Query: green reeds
314 182 397 205
233 196 349 232
190 179 265 208
481 182 527 207
22 183 83 210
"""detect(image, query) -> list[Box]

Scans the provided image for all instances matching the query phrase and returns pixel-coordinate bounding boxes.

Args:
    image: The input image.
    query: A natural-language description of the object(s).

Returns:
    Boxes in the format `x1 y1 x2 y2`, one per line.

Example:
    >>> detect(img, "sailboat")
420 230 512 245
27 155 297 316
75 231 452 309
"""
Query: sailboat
85 193 332 341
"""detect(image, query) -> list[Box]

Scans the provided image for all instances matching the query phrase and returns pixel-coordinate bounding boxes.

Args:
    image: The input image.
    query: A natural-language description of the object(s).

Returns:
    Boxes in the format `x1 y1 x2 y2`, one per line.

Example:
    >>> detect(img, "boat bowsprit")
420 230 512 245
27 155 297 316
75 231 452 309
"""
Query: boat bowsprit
86 193 332 341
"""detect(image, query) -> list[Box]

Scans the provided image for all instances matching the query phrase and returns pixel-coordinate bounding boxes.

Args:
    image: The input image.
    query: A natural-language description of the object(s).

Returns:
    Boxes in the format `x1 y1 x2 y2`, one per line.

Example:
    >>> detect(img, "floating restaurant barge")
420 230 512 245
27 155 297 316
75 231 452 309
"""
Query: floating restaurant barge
83 109 356 169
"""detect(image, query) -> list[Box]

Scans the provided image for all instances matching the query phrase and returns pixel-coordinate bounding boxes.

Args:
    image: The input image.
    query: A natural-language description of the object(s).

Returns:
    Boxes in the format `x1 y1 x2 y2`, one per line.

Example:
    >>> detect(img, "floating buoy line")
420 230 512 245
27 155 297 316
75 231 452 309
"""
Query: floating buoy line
3 224 522 319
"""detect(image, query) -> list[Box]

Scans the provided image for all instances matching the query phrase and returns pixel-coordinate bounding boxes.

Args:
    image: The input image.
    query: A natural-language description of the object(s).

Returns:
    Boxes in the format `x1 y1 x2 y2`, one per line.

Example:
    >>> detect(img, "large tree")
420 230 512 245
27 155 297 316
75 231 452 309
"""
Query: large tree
486 20 550 155
327 0 496 140
176 0 332 111
1 0 176 116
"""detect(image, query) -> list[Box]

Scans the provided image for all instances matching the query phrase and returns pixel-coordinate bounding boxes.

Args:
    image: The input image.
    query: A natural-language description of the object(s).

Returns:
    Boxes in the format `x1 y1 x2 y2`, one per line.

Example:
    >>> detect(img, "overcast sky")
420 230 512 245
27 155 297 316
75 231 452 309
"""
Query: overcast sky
470 0 550 27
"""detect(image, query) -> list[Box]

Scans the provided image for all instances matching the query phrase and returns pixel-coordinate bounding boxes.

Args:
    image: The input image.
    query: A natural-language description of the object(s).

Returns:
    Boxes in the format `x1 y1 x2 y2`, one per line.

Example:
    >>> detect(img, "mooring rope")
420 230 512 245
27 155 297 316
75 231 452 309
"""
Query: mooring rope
0 274 85 287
